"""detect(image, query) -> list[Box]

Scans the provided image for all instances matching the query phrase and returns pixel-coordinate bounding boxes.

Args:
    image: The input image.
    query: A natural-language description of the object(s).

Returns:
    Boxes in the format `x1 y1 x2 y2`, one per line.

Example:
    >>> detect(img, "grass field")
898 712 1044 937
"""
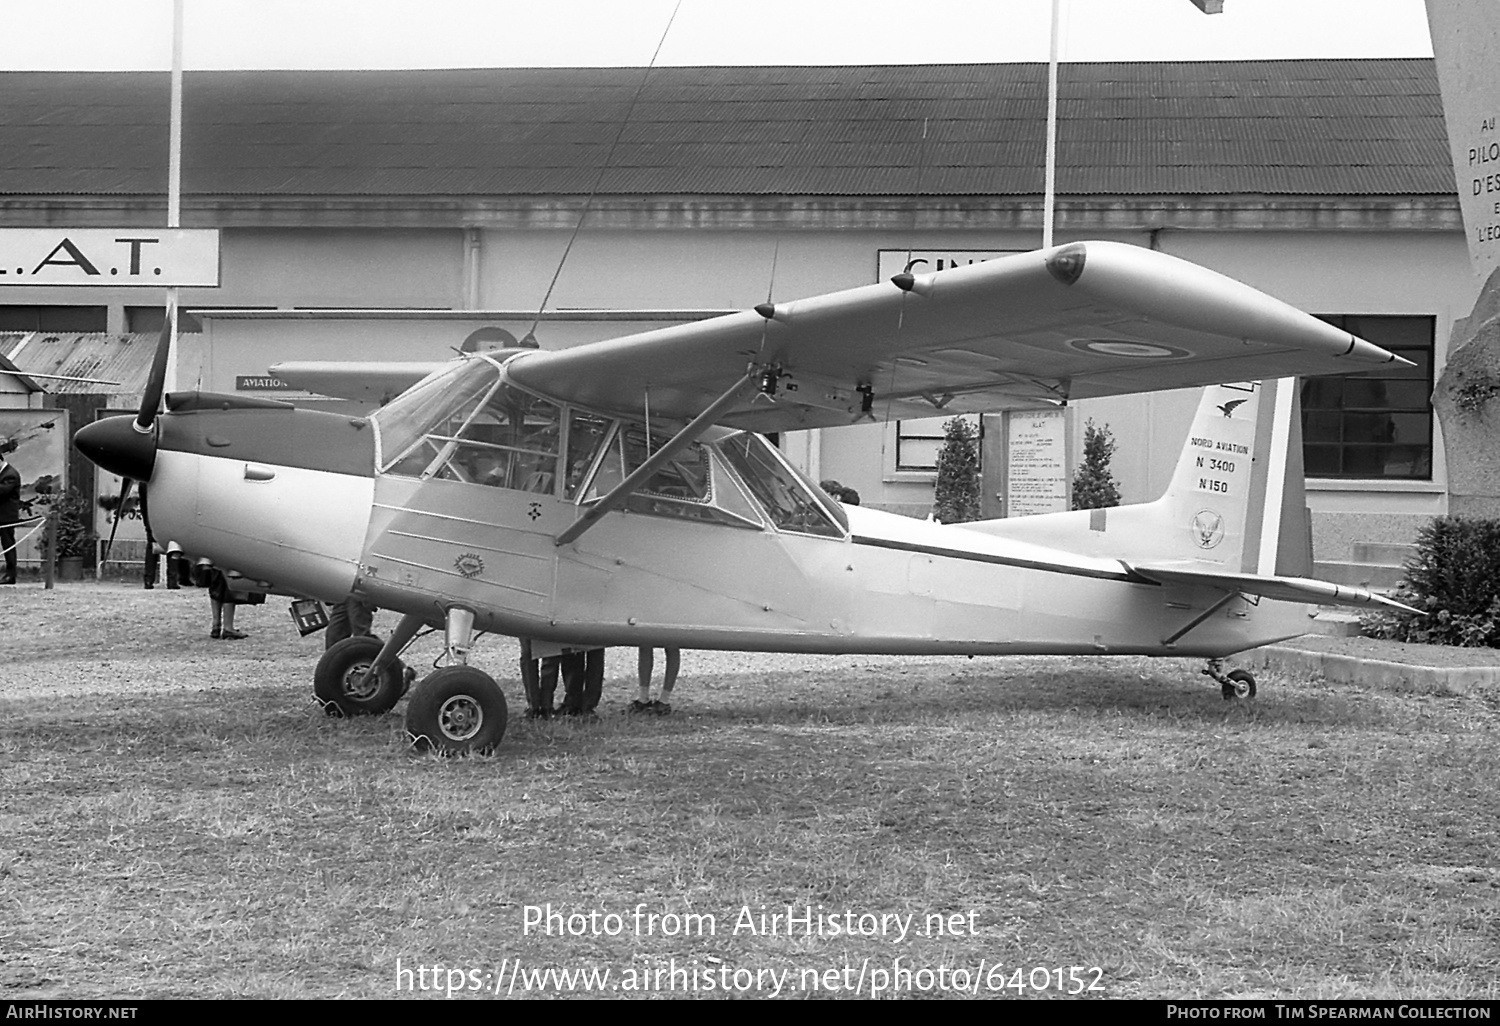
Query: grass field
1 583 1497 1000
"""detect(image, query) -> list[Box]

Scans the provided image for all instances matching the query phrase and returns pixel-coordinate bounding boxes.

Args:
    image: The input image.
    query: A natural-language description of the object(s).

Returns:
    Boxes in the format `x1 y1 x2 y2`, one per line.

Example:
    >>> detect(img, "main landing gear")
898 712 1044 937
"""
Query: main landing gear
314 635 410 716
404 606 508 756
1202 658 1257 701
310 606 509 754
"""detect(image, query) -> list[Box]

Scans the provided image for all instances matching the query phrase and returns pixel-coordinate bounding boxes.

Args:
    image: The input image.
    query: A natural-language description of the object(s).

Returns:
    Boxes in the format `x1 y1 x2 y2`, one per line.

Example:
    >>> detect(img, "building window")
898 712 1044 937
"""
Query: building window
0 306 106 332
895 416 948 472
894 414 981 473
1301 315 1433 480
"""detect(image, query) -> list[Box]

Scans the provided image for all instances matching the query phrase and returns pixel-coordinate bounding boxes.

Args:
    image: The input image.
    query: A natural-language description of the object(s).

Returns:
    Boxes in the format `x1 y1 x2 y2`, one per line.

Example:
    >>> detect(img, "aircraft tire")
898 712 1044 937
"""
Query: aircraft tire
1221 669 1257 701
406 666 508 755
314 635 406 716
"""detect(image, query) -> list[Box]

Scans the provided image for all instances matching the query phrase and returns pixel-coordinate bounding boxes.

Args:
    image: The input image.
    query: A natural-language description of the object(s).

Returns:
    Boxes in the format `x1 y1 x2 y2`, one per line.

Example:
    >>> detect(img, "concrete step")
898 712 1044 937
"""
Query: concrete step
1313 560 1407 591
1350 542 1417 567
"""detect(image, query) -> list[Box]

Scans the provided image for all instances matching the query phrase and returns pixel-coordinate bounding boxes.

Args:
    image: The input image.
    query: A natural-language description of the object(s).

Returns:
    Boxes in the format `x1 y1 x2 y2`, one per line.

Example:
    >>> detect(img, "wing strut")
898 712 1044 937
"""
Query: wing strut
1160 590 1243 647
555 370 754 547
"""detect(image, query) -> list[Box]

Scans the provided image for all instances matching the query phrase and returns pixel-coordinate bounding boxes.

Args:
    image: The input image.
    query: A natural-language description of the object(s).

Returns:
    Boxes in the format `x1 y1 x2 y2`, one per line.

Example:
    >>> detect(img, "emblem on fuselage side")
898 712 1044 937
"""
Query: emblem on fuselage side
1191 509 1225 549
455 552 485 578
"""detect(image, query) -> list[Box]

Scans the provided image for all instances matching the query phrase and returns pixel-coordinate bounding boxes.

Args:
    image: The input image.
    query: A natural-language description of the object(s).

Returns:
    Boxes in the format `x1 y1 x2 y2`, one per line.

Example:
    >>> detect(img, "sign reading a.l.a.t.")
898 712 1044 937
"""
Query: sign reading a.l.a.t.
0 229 219 287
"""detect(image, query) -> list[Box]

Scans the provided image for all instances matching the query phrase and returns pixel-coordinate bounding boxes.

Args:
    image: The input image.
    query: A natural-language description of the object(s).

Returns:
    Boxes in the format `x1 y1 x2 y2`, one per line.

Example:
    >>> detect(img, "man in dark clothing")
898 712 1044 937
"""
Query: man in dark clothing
560 648 605 716
0 449 21 584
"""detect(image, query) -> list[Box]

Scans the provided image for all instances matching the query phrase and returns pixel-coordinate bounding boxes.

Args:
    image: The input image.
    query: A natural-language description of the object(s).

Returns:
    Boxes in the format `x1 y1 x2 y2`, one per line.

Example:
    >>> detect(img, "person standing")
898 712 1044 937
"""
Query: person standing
560 647 605 717
0 448 21 584
633 647 680 714
325 596 376 649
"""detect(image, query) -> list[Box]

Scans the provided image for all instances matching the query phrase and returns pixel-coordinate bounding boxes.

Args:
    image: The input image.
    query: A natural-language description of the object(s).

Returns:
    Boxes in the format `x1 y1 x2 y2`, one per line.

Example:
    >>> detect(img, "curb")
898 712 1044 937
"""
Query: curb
1242 645 1500 695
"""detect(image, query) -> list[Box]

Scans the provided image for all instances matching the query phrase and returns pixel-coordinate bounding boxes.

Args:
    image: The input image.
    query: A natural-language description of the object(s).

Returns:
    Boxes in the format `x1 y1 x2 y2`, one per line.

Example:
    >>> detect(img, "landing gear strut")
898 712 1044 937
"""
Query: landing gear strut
404 605 508 755
1202 658 1257 701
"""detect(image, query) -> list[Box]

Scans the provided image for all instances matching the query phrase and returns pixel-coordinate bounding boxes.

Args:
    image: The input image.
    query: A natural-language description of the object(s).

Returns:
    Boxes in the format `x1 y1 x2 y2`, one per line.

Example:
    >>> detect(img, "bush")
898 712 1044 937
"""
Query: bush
46 489 95 561
1360 515 1500 647
1071 418 1121 510
932 416 982 524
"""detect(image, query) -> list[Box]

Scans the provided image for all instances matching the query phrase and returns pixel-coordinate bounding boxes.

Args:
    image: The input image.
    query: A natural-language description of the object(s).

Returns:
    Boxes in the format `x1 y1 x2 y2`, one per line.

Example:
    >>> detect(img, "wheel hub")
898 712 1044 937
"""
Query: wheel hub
438 694 483 741
342 662 380 701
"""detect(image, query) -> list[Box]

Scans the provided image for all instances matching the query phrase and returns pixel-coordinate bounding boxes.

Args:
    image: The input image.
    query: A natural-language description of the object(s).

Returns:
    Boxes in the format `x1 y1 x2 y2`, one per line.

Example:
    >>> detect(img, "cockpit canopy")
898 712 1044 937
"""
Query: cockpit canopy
369 356 846 537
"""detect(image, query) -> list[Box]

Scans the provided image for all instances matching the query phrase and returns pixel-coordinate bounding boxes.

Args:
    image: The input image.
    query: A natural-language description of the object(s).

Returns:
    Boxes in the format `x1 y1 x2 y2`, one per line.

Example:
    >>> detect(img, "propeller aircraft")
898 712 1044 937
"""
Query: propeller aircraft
75 241 1420 754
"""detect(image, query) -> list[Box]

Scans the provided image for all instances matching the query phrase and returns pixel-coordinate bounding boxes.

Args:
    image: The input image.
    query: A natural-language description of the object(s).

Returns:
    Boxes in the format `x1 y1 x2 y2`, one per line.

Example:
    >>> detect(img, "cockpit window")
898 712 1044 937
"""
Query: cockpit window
436 387 561 494
565 410 614 501
373 358 500 474
372 358 560 494
580 422 763 529
717 432 845 537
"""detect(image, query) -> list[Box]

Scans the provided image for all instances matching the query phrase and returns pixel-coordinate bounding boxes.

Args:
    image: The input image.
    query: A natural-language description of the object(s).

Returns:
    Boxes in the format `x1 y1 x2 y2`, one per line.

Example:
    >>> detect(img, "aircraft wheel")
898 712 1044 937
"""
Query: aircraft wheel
314 635 406 716
406 666 508 755
1221 669 1257 701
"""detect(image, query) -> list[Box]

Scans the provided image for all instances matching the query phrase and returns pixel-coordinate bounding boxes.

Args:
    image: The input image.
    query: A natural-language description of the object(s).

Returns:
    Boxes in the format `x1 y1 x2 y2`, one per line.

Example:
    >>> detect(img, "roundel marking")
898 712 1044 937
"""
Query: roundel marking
1068 339 1191 359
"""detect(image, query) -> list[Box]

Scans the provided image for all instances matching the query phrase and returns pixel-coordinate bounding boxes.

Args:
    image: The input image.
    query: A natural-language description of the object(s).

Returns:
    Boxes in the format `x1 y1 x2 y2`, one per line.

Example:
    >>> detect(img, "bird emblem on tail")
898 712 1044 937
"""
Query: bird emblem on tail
1217 399 1248 418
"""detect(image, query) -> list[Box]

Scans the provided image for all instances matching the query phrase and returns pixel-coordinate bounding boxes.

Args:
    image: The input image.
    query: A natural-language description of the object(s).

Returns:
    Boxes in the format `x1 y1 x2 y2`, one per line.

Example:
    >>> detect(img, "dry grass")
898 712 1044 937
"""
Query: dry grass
1 583 1497 999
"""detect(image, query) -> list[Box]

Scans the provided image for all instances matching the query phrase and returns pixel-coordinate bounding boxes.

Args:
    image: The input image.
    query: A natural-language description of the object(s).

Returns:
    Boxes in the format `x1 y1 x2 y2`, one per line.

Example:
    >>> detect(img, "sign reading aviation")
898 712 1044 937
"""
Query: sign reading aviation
0 229 220 287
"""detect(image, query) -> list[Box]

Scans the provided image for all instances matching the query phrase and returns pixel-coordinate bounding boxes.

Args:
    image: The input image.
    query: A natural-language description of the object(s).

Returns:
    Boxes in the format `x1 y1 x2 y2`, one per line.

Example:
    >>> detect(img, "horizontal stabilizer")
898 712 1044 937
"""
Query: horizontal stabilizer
1128 562 1424 616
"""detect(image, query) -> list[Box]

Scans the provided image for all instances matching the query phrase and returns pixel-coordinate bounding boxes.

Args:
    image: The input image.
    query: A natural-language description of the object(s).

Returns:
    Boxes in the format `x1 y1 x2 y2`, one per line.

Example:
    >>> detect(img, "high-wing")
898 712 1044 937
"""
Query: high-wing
274 241 1405 431
505 241 1402 432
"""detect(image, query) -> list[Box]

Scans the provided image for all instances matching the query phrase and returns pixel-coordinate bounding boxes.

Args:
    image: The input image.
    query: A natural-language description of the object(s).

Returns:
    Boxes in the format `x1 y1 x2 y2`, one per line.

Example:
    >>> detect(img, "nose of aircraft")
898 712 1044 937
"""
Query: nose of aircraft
74 415 158 482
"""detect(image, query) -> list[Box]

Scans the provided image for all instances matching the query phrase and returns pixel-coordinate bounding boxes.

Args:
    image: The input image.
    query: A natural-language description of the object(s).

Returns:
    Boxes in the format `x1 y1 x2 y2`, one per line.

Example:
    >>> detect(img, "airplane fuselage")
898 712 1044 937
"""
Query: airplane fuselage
138 398 1307 661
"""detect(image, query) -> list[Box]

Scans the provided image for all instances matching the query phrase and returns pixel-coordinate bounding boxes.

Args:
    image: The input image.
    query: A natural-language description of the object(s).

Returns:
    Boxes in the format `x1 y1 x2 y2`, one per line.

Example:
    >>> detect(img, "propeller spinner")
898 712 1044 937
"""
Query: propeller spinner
74 321 171 484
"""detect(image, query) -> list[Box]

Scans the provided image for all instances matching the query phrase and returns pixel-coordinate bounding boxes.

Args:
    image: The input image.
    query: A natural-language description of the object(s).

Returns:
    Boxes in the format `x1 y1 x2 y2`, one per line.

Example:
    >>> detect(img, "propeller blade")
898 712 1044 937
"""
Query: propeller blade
101 477 132 564
135 318 173 432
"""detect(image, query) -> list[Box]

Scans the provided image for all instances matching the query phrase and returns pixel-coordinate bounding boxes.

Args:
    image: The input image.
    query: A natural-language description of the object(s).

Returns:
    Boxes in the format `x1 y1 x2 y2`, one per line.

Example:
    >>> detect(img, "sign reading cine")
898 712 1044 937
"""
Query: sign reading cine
0 229 220 287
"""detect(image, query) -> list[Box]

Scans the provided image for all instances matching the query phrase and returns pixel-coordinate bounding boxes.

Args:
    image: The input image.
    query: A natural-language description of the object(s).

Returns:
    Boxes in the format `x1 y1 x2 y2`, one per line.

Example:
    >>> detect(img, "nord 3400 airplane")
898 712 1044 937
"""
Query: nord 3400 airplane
75 241 1419 754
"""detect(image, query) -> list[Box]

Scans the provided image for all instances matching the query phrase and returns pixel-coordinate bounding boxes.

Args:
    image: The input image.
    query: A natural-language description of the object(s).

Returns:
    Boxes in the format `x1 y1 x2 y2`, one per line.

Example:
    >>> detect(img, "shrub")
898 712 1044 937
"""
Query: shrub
1359 515 1500 647
48 489 95 561
932 416 982 524
1071 418 1121 510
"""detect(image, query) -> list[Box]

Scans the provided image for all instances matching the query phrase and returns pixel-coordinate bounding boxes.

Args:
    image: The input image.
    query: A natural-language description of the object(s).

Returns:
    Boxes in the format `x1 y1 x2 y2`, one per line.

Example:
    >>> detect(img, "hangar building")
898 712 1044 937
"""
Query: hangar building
0 59 1464 579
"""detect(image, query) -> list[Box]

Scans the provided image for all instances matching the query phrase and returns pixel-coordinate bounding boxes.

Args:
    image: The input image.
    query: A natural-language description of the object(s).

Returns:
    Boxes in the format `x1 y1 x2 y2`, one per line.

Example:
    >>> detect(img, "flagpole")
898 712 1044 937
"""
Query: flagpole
165 0 183 395
1043 0 1060 250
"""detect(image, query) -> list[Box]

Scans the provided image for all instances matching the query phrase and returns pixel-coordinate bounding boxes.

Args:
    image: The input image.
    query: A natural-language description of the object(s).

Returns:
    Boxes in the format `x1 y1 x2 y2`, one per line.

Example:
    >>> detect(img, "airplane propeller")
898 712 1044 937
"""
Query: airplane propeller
99 476 133 565
76 319 173 525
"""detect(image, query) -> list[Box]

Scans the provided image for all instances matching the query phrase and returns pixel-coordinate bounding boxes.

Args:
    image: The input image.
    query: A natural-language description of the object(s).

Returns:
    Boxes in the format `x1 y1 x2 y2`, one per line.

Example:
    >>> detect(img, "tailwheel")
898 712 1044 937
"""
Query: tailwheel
1221 669 1256 701
314 635 406 716
1202 658 1256 701
406 666 508 755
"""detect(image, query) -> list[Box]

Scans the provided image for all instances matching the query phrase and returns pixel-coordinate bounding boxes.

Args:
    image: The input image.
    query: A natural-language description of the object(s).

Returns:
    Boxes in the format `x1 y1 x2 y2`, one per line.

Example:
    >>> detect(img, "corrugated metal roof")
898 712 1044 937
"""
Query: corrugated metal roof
0 332 156 398
0 59 1454 199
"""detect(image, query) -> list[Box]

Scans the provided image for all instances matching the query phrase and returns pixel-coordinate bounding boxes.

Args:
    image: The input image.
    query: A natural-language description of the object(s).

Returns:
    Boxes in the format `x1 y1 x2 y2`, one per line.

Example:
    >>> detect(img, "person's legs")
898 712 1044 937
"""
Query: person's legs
559 653 585 713
582 648 604 713
662 648 680 696
210 597 223 638
0 525 16 583
325 600 350 648
537 657 559 714
635 647 653 706
221 602 244 639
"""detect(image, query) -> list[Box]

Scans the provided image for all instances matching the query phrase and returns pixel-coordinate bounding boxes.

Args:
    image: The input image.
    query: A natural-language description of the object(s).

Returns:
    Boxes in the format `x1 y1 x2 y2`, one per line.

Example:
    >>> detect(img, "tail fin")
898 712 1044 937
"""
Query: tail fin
1149 381 1262 569
963 381 1289 570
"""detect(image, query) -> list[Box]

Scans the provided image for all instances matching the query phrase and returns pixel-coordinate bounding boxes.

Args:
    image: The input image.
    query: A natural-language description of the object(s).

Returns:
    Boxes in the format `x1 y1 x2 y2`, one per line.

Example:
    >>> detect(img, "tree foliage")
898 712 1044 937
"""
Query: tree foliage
932 416 982 524
1071 418 1121 511
1361 515 1500 647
